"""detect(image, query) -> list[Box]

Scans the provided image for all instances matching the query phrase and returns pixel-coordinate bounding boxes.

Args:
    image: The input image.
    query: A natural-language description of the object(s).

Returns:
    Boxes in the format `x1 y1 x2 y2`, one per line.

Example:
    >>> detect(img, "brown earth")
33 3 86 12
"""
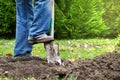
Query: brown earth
0 52 120 80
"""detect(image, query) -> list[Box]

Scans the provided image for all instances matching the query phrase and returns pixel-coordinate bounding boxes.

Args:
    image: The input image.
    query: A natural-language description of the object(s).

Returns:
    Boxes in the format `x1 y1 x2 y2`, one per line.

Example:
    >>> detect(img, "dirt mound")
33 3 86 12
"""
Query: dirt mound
0 52 120 80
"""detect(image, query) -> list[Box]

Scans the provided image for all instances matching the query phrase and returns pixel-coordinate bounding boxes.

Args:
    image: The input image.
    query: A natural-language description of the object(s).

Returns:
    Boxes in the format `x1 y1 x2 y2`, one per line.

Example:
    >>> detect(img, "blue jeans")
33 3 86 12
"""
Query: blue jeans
14 0 52 57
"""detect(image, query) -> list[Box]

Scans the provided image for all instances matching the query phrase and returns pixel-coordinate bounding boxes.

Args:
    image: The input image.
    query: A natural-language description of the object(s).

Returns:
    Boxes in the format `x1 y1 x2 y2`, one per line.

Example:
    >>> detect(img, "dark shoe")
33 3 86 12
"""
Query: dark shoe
14 53 31 57
28 35 54 45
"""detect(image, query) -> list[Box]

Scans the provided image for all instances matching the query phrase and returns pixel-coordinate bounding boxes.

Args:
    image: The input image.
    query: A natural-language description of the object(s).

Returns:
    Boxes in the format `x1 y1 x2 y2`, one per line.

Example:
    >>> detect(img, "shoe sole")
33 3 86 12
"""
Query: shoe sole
28 37 54 45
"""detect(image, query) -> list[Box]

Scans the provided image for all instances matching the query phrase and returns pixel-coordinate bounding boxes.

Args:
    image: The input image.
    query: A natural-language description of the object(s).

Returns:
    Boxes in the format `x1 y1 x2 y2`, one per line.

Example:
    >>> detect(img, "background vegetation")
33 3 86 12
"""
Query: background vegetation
55 0 108 39
0 0 120 39
0 0 15 37
103 0 120 38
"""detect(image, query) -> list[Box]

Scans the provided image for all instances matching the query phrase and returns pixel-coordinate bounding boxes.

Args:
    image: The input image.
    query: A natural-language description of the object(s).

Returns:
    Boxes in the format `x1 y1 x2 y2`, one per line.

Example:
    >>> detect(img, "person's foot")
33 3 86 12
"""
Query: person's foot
28 34 54 45
14 53 31 57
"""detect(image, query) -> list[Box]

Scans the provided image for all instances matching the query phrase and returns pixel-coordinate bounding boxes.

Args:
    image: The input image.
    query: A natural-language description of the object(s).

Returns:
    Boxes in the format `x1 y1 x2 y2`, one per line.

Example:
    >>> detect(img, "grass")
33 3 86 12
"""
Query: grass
0 39 14 56
0 38 118 60
56 39 118 60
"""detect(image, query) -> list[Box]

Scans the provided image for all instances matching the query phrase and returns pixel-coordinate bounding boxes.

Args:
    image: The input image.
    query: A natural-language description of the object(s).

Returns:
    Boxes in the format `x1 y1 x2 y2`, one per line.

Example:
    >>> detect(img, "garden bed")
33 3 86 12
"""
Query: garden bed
0 52 120 80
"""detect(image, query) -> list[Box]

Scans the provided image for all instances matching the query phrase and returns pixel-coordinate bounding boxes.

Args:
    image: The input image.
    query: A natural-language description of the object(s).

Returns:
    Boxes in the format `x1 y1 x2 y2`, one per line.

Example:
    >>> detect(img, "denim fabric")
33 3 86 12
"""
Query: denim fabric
29 0 52 38
14 0 52 57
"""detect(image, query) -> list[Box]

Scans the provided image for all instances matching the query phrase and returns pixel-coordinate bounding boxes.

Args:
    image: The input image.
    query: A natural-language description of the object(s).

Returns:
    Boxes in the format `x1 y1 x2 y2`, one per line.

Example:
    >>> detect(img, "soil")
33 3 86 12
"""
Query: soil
0 52 120 80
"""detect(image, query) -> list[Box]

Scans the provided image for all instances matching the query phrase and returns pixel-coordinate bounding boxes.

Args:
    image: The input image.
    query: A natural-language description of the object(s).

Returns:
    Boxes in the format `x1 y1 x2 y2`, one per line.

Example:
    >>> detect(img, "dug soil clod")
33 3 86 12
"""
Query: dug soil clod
0 52 120 80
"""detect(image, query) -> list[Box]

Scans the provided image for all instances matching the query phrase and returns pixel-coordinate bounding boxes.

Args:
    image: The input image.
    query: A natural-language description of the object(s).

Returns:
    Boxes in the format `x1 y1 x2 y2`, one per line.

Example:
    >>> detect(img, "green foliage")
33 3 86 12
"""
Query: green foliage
0 0 16 35
103 0 120 38
0 0 120 39
55 0 108 39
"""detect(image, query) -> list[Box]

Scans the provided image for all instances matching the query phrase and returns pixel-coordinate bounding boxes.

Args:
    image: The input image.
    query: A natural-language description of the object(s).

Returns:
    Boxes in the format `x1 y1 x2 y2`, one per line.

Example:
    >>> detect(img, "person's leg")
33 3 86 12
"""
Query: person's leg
29 0 52 39
14 0 33 57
